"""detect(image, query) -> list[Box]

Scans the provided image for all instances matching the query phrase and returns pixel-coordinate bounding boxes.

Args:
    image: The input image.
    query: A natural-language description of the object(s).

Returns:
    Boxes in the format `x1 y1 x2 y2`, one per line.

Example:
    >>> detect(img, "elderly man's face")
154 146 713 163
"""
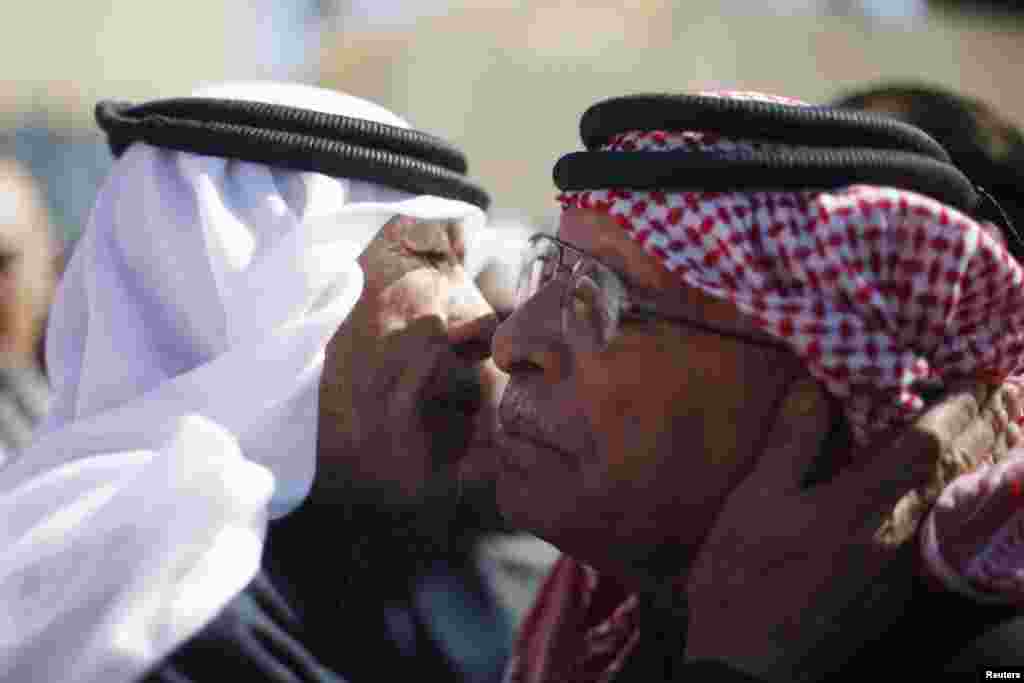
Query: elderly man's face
317 216 508 536
492 208 805 576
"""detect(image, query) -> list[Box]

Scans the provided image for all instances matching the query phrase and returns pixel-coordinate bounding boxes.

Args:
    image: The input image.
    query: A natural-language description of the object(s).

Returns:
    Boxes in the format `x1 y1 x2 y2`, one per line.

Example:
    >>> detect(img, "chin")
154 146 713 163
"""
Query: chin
495 469 548 535
494 472 574 551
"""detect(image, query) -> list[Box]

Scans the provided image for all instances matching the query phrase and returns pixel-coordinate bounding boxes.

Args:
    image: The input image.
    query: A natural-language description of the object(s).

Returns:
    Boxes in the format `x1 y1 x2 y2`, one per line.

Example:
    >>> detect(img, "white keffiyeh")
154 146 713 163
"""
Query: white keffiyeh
0 81 486 683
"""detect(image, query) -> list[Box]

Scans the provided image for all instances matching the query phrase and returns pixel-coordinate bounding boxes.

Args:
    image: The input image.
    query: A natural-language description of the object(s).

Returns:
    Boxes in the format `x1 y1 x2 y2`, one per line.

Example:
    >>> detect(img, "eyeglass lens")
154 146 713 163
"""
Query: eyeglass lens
516 236 626 351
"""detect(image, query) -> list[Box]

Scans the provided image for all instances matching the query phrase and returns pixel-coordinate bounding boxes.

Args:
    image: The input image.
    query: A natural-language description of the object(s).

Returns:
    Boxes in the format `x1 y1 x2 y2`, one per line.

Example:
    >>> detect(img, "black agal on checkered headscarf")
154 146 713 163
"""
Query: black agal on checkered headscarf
554 93 979 215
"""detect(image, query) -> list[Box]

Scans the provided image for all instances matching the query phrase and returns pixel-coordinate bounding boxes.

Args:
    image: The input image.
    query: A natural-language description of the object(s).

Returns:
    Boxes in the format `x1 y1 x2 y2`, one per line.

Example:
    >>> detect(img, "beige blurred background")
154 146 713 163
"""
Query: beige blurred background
2 0 1022 239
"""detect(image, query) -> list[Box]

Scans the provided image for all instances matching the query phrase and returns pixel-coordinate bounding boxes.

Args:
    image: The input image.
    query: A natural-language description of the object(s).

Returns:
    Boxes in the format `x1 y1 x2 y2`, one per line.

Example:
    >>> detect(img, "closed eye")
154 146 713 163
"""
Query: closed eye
414 249 451 269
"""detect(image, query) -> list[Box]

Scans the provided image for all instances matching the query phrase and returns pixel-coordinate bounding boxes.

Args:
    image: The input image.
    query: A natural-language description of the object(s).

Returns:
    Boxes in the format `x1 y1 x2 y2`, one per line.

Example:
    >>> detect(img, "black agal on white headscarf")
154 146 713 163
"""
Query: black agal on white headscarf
0 81 490 683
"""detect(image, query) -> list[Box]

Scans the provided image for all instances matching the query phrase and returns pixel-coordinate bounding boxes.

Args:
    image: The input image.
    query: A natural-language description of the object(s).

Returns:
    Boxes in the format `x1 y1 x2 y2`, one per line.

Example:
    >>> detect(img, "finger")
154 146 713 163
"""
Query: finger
928 381 1022 494
975 382 1023 465
915 379 993 451
744 376 835 494
942 382 1014 477
449 312 501 361
357 215 413 284
445 218 467 266
949 411 1001 475
1003 381 1023 427
993 382 1024 456
360 215 455 292
837 379 994 522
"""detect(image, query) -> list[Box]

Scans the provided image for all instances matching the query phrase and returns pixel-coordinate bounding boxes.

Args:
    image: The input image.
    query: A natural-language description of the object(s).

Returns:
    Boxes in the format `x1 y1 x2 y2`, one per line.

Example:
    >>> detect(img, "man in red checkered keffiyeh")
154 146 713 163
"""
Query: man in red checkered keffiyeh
492 91 1024 682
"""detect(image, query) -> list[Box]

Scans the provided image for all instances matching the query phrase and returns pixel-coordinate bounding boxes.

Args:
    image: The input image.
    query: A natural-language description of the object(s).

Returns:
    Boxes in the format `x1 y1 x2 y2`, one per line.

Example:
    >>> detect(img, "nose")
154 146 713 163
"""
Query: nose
443 270 510 481
491 281 570 383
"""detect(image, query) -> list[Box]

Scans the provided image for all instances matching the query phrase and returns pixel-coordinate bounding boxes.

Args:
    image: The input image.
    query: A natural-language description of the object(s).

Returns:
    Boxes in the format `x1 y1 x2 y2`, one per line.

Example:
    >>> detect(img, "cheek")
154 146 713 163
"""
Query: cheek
575 355 660 485
575 333 756 487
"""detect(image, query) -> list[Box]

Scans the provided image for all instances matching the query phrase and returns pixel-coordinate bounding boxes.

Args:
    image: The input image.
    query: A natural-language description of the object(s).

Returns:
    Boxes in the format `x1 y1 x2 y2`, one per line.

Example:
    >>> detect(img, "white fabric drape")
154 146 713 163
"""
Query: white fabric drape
0 81 486 683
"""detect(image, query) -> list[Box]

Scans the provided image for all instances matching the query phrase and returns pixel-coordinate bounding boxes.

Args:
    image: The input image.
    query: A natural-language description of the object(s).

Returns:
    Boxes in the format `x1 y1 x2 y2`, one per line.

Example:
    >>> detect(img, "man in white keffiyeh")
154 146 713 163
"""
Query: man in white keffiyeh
0 81 518 683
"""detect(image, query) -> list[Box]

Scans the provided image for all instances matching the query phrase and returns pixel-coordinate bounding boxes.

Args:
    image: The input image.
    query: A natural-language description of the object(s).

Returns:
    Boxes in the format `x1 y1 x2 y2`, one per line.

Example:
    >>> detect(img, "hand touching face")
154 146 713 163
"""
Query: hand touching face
318 215 508 497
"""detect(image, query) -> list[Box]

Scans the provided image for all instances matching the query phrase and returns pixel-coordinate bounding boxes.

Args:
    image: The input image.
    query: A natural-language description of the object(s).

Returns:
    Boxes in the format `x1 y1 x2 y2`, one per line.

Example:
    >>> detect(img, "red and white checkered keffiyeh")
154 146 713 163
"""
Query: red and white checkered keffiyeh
506 91 1024 683
558 132 1024 446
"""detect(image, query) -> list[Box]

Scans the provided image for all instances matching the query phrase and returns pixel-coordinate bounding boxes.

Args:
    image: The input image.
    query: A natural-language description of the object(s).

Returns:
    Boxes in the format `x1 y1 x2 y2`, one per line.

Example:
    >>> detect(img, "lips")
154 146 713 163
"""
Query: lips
497 387 578 472
503 424 574 460
492 428 535 474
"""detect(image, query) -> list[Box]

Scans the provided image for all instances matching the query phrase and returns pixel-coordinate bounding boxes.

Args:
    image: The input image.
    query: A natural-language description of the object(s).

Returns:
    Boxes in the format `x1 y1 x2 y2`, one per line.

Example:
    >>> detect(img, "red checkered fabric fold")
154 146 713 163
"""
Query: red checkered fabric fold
503 556 641 683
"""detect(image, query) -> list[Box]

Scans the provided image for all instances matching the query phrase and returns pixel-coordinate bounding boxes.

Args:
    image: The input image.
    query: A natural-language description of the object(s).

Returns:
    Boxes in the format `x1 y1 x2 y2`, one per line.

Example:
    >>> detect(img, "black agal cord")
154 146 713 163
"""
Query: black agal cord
96 98 491 211
555 93 982 216
578 93 953 160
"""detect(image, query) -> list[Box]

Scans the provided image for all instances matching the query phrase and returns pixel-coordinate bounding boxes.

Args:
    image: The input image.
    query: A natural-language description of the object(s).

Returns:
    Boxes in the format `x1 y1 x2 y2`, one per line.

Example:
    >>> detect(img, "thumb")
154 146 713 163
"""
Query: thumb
745 376 835 495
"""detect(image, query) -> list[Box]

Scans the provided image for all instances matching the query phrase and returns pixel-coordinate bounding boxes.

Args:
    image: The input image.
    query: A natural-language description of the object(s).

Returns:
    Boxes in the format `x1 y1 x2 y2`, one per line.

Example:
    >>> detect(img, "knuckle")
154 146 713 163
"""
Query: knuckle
944 442 975 478
985 389 1011 426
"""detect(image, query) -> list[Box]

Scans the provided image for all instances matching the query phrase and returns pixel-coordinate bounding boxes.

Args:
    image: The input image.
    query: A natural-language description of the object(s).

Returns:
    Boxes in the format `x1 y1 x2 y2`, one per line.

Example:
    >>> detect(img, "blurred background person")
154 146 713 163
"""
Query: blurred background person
0 157 56 463
834 80 1024 261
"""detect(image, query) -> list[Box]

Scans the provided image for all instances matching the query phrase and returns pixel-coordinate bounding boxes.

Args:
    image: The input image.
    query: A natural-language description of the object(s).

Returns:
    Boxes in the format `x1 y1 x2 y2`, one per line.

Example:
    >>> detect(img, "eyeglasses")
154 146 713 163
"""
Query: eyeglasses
515 233 791 353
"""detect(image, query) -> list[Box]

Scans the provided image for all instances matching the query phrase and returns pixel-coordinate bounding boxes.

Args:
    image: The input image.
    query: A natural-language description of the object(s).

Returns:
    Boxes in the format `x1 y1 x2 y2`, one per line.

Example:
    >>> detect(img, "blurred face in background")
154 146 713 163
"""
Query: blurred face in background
0 159 56 368
492 208 807 581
